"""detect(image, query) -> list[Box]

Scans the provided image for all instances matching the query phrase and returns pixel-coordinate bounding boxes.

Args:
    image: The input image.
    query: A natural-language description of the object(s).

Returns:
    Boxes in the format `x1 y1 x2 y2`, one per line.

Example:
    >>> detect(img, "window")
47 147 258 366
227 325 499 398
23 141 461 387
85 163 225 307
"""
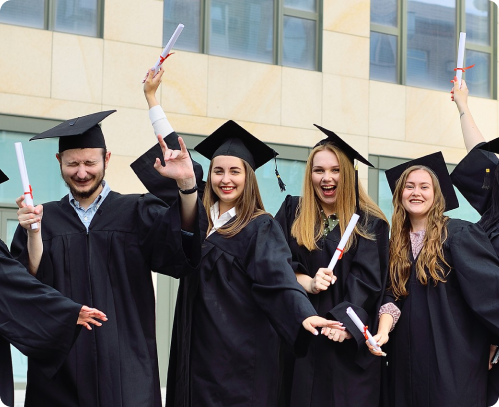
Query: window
0 0 103 37
370 0 496 99
368 155 481 223
163 0 321 70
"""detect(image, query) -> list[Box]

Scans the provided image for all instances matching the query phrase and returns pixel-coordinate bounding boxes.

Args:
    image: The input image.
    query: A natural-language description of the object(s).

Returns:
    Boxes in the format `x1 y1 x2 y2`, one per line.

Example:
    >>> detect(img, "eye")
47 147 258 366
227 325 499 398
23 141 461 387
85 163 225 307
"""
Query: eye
405 184 413 189
313 168 324 173
332 168 340 173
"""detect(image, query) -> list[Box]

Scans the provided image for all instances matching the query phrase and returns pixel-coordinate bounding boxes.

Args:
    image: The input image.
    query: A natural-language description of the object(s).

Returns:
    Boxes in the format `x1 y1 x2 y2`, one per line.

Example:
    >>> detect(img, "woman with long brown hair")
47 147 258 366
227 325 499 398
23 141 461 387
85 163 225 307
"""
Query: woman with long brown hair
132 68 342 407
275 125 390 407
370 152 499 407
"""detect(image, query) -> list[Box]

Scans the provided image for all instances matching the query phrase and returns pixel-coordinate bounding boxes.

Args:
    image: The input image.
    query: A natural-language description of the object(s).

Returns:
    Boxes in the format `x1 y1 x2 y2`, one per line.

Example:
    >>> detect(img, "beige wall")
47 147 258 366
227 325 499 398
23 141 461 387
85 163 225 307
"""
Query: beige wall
0 0 498 192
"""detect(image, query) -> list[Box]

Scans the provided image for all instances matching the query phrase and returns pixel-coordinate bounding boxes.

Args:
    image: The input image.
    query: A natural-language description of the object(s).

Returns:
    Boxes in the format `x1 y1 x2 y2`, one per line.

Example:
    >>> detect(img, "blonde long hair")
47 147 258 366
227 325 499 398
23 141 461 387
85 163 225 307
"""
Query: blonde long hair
203 158 268 238
389 166 450 300
291 143 387 251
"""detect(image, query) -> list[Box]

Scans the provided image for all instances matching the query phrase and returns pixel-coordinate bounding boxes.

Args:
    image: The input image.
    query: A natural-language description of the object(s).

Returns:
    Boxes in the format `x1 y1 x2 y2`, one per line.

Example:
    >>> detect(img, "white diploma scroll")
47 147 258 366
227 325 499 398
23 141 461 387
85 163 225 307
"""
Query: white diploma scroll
346 307 383 353
151 23 184 76
15 142 38 230
456 32 466 88
327 213 360 270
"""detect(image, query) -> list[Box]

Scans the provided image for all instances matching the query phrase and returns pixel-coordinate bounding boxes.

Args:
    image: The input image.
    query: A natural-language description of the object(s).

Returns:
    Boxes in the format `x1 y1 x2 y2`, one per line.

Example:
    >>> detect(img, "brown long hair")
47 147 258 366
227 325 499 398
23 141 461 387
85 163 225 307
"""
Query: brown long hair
291 143 387 251
203 158 268 238
389 166 450 300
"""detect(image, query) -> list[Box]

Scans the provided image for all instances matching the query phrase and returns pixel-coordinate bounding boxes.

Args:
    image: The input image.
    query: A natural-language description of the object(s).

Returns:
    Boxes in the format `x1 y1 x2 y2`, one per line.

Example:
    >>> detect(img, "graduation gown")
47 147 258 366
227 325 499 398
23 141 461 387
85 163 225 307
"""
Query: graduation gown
165 213 317 407
10 192 203 407
0 239 81 407
386 219 499 407
275 195 390 407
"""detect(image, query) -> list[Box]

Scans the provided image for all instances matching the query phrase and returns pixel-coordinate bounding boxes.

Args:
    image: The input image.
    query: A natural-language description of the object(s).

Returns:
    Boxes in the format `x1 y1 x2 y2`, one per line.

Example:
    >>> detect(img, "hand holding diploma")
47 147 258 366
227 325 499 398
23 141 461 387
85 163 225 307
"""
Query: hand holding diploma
346 307 386 356
142 23 184 82
310 268 337 294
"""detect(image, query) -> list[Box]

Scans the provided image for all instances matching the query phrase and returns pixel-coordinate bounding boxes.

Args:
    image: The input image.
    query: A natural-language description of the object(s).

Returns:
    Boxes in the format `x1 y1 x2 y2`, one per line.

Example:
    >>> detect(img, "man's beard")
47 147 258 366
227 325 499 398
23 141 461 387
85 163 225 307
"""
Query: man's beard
64 171 105 200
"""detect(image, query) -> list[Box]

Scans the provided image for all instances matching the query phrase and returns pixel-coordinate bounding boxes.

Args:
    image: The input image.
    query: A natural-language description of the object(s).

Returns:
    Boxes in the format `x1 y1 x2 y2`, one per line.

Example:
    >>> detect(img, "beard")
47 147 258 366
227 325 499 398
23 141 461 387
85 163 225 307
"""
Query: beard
63 170 105 201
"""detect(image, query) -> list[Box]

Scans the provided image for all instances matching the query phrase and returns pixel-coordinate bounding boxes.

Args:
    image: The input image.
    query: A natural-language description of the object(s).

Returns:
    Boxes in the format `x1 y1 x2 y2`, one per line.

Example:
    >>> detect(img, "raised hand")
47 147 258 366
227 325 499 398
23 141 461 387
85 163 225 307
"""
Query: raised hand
77 306 108 331
144 67 164 109
153 135 196 189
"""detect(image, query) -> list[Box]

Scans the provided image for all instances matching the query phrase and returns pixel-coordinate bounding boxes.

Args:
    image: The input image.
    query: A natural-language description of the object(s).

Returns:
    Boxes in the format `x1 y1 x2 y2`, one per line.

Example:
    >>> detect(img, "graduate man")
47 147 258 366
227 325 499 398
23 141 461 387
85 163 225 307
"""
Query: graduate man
0 170 106 407
11 111 204 407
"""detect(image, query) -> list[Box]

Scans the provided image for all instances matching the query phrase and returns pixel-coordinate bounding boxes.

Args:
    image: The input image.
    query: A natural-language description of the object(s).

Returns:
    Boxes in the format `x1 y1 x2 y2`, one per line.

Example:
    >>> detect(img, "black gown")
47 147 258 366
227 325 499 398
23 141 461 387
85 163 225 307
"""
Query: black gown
10 192 203 407
274 195 390 407
385 219 499 407
0 239 81 407
166 213 318 407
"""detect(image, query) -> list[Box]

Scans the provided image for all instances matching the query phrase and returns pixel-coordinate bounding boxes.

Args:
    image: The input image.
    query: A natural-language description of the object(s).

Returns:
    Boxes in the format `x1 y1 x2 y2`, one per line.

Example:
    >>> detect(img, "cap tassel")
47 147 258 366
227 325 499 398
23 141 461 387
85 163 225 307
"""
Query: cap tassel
482 168 491 190
274 156 286 192
354 162 360 213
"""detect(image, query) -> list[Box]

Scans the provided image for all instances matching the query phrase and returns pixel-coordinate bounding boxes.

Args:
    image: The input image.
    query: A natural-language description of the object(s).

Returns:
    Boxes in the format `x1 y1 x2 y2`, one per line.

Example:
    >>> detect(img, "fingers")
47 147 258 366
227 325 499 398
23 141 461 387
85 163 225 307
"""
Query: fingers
155 66 165 81
15 195 26 209
178 136 188 155
321 327 332 337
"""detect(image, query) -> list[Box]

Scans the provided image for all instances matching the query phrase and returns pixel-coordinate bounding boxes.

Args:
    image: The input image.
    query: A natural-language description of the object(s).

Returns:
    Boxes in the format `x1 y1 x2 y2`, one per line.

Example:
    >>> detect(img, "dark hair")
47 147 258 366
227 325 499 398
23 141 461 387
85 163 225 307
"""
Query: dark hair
479 164 499 234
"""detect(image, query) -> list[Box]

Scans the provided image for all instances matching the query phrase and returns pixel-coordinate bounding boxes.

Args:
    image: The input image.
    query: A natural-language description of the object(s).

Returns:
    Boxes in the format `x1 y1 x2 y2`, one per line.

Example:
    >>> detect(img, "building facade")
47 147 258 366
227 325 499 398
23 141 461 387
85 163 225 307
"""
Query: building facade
0 0 497 401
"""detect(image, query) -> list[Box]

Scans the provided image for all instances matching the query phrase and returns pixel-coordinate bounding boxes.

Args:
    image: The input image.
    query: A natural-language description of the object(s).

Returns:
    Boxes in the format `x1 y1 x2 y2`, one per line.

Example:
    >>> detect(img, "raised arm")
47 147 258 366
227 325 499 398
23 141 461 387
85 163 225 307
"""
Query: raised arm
15 195 43 275
452 78 486 152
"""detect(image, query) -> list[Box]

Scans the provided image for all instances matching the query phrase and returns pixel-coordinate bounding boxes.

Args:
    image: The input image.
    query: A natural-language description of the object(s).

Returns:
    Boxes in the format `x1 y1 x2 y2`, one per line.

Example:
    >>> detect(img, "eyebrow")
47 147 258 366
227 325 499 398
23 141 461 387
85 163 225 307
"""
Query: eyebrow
213 166 242 171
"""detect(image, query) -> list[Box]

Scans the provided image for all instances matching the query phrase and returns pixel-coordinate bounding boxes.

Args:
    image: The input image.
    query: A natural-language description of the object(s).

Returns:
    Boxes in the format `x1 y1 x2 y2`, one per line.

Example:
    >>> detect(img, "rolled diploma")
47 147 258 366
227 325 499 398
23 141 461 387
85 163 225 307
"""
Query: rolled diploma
15 142 38 230
327 213 360 270
456 32 466 88
346 307 381 352
151 23 184 76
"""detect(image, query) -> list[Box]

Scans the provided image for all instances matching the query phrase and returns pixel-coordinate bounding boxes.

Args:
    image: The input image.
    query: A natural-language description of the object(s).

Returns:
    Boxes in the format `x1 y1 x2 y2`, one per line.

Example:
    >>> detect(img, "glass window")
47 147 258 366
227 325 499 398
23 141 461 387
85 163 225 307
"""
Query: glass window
282 16 316 70
0 0 45 29
209 0 274 64
370 32 398 83
162 0 320 71
371 0 398 27
54 0 99 37
466 0 490 46
189 150 305 216
0 132 67 206
406 0 456 91
163 0 202 52
466 49 490 98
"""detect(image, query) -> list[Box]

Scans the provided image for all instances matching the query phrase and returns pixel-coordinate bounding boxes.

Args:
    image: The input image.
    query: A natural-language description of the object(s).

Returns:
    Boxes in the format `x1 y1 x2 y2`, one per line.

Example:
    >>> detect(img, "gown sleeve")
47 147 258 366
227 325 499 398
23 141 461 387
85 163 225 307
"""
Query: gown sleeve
244 218 317 356
327 217 390 359
130 105 205 204
0 240 82 379
450 222 499 337
450 142 498 215
137 194 204 278
274 195 309 275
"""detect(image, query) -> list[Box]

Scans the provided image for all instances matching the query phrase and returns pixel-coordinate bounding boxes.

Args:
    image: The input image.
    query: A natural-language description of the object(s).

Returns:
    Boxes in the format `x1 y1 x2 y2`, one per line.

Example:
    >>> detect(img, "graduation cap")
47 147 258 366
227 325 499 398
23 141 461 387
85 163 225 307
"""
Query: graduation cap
477 138 499 190
0 170 8 185
313 124 373 212
30 110 116 152
385 152 459 212
313 124 374 167
194 120 286 191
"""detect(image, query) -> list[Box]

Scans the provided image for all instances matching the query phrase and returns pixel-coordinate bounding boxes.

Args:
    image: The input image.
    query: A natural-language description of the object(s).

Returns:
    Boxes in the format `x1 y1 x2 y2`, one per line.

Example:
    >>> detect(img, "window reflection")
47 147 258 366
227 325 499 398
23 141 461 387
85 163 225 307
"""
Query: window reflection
282 16 316 70
0 0 45 29
371 0 398 27
284 0 316 13
54 0 98 37
466 0 490 46
465 50 490 98
163 0 201 52
370 32 398 83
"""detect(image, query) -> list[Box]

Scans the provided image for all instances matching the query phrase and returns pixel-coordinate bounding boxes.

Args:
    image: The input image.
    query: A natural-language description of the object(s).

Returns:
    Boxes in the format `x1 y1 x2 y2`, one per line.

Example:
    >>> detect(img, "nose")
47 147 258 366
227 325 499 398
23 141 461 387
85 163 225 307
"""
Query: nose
322 171 333 182
76 165 88 179
221 172 230 184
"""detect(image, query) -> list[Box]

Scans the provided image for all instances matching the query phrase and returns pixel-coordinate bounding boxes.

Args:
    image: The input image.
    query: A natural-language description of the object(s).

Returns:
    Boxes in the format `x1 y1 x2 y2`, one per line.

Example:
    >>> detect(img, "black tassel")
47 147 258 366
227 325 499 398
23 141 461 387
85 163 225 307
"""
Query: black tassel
354 162 359 213
274 156 286 192
482 168 491 190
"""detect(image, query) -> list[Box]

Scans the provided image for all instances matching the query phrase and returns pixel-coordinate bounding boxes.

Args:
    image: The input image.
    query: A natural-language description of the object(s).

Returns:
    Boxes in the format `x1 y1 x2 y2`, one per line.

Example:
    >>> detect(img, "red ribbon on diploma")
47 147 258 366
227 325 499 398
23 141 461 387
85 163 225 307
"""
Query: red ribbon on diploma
454 64 475 72
24 185 33 200
159 53 174 66
363 326 369 340
336 247 344 259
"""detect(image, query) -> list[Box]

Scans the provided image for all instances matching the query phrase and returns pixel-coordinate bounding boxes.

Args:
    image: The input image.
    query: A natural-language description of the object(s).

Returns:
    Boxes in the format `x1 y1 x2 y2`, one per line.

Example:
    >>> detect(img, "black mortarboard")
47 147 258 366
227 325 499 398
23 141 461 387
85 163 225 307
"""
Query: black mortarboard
195 120 285 191
385 152 459 212
478 137 499 155
313 124 373 167
0 170 8 185
30 110 116 152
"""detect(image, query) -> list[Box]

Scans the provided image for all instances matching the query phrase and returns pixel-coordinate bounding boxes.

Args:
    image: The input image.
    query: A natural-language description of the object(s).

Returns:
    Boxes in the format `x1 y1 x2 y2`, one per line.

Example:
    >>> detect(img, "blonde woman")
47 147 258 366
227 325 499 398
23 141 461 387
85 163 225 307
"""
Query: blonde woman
275 126 389 407
370 152 499 407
